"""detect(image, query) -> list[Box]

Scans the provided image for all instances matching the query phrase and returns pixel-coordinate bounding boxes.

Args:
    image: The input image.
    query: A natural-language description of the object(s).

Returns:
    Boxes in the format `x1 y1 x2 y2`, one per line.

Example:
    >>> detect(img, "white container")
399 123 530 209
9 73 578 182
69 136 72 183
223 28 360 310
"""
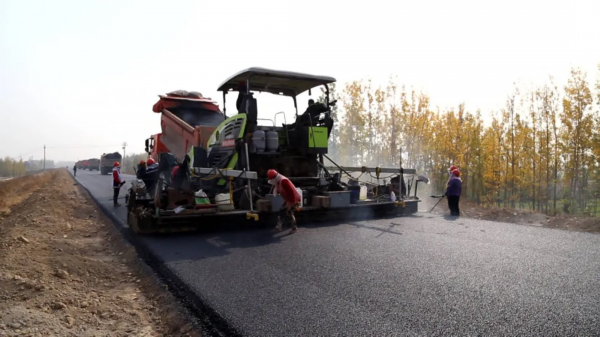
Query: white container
252 130 266 151
390 191 396 202
215 193 234 211
296 188 303 208
266 131 279 152
359 186 367 200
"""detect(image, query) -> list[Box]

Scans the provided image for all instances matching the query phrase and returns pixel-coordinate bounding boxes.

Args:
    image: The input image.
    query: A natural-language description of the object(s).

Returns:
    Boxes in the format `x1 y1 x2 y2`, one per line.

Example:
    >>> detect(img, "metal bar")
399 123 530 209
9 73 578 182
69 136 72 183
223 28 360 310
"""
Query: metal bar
244 142 254 212
323 166 417 175
196 168 258 180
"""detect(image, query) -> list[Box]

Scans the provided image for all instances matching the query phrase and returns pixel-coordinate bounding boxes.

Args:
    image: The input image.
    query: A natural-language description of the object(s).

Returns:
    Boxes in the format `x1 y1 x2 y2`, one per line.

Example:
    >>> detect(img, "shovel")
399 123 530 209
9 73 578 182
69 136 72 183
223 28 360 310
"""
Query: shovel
429 194 445 213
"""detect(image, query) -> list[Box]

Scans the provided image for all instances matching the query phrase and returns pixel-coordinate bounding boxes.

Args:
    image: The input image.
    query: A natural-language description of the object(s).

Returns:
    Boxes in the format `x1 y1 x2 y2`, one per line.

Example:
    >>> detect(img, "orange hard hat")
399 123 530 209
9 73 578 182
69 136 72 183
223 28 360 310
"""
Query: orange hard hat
449 165 458 171
139 160 146 165
267 169 278 180
452 169 461 177
147 158 156 165
113 162 120 167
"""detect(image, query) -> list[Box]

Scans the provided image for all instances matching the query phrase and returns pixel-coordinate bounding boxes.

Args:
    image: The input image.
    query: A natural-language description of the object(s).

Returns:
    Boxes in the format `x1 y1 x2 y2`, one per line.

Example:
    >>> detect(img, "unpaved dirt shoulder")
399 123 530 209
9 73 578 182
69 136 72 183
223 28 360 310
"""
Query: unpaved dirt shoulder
0 170 201 337
430 196 600 233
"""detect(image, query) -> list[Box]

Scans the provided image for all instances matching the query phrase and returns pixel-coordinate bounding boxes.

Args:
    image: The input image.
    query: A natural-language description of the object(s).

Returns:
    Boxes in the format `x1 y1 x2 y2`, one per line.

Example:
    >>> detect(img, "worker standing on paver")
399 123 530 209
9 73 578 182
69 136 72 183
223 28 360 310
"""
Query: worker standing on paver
445 168 462 216
112 162 125 207
267 169 301 233
144 158 159 195
136 160 146 179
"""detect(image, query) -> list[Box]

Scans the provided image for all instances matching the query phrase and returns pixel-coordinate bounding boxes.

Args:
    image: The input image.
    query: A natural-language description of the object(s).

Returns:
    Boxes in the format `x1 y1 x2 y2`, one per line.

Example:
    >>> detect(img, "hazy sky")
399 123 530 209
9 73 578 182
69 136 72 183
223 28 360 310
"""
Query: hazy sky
1 0 599 161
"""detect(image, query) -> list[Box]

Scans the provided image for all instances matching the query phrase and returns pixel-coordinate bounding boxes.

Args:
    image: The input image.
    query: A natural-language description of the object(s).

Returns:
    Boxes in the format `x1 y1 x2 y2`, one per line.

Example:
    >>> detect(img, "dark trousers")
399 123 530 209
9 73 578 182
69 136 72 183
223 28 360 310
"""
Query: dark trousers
73 170 76 176
113 187 120 205
447 196 460 216
276 204 297 230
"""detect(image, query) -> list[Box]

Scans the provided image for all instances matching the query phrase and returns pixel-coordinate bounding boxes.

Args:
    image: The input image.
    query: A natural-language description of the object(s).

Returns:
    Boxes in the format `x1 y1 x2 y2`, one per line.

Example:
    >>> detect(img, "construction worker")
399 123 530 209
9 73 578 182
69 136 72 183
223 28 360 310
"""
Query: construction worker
72 165 77 177
445 168 462 216
112 162 125 207
136 160 146 179
144 158 160 196
267 169 301 233
446 165 458 185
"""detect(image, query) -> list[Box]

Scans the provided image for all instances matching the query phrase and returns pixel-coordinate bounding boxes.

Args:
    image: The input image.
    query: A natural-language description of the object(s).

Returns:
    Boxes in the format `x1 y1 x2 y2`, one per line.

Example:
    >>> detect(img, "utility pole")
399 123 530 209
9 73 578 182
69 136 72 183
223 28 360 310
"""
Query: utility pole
43 145 46 171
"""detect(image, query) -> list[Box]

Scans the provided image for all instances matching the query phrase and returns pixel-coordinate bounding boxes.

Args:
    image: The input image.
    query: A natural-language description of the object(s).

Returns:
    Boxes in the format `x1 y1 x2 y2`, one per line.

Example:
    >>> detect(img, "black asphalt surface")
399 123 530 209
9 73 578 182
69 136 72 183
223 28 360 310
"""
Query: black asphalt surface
73 169 600 336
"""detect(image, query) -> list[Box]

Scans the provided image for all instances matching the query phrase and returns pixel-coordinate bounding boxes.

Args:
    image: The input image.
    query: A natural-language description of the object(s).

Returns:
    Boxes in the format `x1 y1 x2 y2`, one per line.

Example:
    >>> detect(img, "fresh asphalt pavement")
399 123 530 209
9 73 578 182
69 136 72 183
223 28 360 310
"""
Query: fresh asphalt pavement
72 169 600 336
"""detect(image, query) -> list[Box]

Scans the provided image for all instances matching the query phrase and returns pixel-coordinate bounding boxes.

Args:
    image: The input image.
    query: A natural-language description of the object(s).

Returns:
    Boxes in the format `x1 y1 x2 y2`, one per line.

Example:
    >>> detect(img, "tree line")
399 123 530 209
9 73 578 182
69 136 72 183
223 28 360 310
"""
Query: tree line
322 65 600 216
0 158 57 177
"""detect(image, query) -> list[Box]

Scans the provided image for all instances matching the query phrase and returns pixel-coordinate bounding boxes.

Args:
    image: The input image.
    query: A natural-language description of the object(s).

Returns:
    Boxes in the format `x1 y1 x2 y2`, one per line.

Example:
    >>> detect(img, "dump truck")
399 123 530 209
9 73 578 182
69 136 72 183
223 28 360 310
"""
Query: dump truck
126 67 426 234
145 133 169 163
88 158 100 171
82 160 89 170
100 152 122 175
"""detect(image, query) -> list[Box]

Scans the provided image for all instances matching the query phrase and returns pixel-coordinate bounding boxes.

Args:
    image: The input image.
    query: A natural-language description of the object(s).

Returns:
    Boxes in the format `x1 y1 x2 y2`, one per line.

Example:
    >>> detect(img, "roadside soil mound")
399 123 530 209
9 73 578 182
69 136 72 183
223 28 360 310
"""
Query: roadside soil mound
0 169 200 336
428 197 600 232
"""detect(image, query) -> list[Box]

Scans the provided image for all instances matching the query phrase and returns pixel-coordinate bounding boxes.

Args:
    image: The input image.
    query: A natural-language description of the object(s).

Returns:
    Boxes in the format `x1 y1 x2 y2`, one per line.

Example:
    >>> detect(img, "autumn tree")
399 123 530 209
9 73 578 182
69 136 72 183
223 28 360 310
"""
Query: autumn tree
560 67 594 213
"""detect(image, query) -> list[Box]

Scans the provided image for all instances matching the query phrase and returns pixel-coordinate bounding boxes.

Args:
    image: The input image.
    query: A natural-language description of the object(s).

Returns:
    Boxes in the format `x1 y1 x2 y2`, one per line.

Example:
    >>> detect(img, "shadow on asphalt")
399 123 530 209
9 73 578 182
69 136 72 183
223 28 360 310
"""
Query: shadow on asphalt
142 228 286 262
140 213 430 263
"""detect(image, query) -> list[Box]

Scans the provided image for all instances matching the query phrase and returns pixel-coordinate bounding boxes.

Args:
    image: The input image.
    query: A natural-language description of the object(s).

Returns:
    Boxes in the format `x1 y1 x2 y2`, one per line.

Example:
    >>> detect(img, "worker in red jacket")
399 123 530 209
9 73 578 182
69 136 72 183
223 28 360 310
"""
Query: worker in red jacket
267 169 301 233
112 161 125 207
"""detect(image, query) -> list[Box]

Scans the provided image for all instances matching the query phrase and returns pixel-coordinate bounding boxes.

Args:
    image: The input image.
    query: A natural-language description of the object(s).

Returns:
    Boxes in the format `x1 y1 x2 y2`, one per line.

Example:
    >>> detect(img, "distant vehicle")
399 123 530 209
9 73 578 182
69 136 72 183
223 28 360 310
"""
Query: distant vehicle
100 152 122 175
88 158 100 171
82 160 89 170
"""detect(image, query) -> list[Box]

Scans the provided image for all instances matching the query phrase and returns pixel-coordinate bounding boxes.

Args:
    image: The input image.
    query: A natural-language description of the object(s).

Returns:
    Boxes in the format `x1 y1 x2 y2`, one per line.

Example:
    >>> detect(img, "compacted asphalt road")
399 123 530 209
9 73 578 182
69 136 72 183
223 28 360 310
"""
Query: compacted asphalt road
73 169 600 336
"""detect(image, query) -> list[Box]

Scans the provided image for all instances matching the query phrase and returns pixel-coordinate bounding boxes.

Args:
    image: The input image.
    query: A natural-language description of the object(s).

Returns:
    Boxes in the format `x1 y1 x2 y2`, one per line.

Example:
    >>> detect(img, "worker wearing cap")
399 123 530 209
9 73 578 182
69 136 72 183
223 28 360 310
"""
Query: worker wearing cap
267 169 301 233
136 160 146 179
446 165 458 185
445 168 462 216
143 158 160 195
112 162 125 207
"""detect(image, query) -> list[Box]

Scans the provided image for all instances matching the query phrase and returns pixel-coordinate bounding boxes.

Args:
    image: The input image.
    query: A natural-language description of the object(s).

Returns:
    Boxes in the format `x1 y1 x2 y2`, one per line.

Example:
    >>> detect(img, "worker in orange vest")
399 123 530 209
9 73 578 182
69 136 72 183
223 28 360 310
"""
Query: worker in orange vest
267 169 301 233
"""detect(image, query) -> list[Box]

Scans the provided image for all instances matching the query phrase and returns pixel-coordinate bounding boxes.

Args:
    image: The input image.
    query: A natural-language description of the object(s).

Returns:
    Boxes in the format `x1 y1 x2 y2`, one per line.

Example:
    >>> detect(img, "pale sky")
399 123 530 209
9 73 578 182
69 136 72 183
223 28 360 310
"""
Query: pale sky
1 0 599 161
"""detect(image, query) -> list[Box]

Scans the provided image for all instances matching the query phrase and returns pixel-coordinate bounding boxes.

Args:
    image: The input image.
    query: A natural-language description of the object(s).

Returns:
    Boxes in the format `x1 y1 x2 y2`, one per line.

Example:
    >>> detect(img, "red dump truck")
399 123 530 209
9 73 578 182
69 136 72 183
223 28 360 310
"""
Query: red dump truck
82 160 89 170
88 158 100 171
145 91 224 163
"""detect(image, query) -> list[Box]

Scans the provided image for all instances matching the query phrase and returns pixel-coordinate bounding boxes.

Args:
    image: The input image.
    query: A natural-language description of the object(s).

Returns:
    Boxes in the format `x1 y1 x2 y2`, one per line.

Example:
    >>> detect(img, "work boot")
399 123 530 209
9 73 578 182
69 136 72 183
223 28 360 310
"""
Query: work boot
289 215 297 233
114 203 121 207
271 217 283 232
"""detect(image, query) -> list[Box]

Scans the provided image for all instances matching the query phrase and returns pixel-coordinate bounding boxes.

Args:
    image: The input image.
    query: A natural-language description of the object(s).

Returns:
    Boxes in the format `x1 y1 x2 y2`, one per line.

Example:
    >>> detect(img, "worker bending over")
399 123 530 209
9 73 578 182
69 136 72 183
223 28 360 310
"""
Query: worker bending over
112 162 125 207
267 169 301 233
445 168 462 216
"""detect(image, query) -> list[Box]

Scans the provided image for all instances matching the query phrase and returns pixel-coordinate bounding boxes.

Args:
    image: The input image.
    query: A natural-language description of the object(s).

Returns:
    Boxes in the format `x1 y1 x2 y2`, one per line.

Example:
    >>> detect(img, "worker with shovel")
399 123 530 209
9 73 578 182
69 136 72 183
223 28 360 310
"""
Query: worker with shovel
267 169 301 233
446 168 462 216
112 162 125 207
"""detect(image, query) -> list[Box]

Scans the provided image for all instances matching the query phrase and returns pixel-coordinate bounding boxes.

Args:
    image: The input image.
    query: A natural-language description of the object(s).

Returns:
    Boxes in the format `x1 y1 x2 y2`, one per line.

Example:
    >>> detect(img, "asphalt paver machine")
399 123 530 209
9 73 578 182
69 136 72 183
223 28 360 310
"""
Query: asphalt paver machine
126 67 426 234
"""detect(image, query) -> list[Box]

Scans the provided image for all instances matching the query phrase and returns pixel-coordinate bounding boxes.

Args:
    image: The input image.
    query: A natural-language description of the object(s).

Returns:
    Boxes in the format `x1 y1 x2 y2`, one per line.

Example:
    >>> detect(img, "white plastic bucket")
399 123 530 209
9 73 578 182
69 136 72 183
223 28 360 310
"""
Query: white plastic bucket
359 186 367 200
215 193 234 211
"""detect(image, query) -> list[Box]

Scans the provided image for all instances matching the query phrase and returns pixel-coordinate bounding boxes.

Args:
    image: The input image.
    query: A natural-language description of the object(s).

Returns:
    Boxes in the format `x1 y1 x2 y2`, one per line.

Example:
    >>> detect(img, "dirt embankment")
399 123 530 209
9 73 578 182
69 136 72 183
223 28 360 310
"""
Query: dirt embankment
430 196 600 233
0 170 200 336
